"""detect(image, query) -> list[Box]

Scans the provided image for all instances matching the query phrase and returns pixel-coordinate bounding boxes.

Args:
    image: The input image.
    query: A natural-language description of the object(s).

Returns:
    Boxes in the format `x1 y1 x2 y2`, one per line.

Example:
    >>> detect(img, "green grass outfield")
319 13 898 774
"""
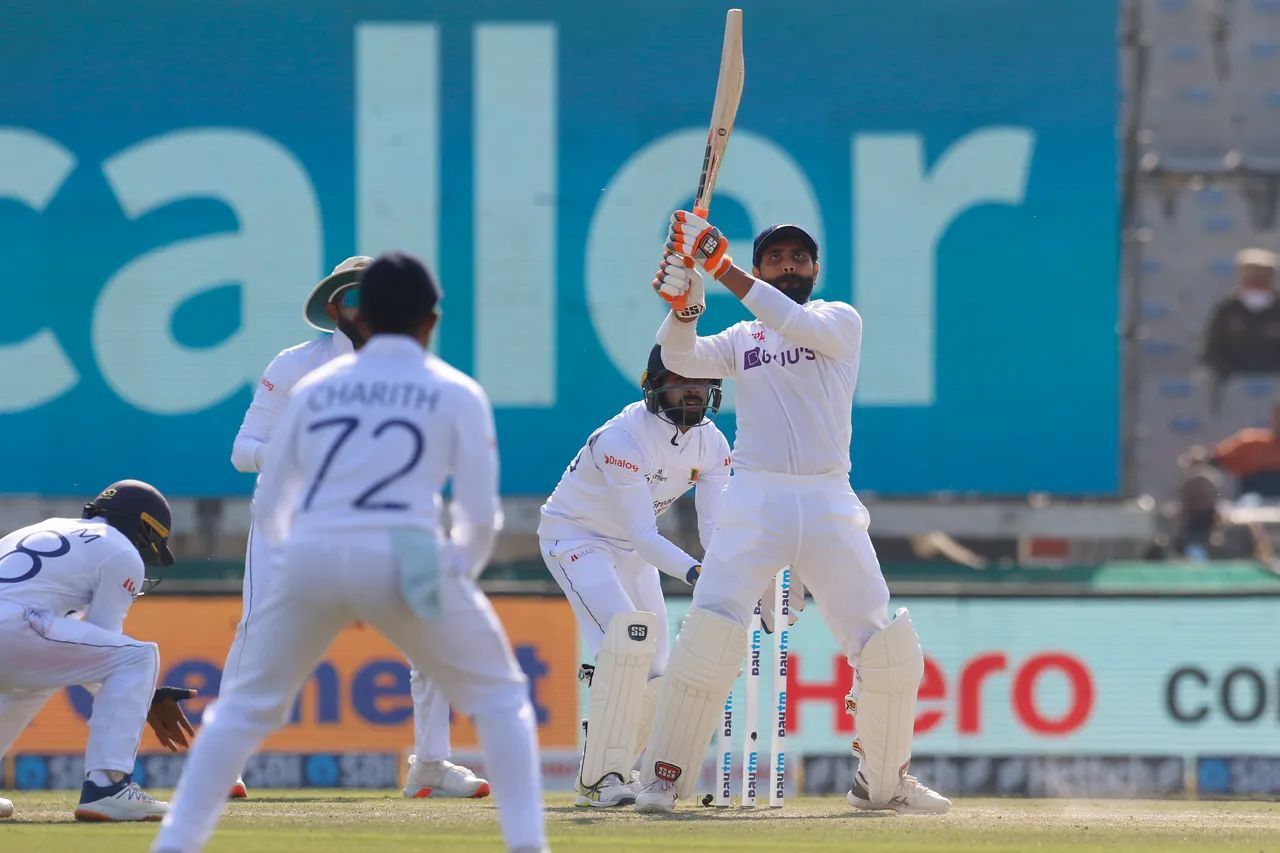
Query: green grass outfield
3 790 1279 852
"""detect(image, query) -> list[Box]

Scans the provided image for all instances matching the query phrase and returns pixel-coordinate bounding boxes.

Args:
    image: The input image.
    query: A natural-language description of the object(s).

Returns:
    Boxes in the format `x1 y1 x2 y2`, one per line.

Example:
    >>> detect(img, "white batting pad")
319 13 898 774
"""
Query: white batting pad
580 611 659 790
640 609 747 801
847 608 925 803
633 675 664 756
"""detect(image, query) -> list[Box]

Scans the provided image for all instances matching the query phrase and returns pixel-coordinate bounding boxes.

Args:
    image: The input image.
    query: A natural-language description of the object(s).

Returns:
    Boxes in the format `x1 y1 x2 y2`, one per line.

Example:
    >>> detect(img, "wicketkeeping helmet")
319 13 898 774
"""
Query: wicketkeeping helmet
640 345 722 428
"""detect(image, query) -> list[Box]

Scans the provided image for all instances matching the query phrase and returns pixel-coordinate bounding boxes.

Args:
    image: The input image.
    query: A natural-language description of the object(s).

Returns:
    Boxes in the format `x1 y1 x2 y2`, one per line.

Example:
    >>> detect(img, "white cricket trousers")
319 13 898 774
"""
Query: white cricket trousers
225 520 453 762
154 530 545 852
0 602 158 774
540 537 670 676
693 469 891 662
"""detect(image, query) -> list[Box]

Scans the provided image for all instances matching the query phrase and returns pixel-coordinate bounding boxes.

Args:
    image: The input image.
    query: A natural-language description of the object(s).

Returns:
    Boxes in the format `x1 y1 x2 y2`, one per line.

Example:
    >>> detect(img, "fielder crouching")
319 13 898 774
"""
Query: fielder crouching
539 345 731 807
0 481 195 822
633 215 951 815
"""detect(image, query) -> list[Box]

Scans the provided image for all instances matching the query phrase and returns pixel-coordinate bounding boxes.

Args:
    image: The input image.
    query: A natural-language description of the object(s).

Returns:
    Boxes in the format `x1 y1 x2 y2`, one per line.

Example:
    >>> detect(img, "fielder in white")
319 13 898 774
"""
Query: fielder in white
153 252 545 853
539 344 731 807
633 215 951 814
0 480 190 821
226 256 488 800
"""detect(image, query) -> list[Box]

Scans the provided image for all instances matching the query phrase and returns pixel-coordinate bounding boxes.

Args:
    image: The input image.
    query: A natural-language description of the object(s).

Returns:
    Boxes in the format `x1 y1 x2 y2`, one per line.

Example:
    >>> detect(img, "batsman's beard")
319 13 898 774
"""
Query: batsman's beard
770 273 815 305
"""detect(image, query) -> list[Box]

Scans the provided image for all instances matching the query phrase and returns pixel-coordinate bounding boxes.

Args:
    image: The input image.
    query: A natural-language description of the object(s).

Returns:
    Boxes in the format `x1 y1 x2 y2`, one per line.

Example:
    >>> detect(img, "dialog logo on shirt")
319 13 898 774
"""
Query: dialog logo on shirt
743 346 817 371
260 377 276 392
603 454 639 472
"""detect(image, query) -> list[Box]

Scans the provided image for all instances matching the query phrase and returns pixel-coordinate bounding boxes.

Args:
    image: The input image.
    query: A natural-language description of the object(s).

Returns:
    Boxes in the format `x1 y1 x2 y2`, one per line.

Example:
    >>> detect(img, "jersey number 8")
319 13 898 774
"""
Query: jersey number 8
0 531 72 584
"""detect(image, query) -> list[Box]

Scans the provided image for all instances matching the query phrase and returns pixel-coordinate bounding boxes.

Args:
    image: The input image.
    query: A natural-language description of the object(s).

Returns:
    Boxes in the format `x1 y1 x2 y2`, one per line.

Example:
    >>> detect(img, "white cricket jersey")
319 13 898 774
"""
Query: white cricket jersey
538 401 731 581
252 335 502 577
231 330 355 478
657 280 861 477
0 518 145 633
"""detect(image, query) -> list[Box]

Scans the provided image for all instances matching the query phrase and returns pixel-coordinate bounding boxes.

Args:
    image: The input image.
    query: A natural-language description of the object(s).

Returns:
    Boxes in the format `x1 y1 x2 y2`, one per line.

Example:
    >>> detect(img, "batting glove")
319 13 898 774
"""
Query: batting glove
667 210 734 280
652 253 706 321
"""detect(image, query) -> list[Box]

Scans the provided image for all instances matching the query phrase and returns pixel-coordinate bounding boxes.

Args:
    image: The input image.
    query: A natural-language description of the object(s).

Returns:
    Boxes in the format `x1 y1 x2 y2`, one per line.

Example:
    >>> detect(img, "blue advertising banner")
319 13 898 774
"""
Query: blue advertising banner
1 0 1117 496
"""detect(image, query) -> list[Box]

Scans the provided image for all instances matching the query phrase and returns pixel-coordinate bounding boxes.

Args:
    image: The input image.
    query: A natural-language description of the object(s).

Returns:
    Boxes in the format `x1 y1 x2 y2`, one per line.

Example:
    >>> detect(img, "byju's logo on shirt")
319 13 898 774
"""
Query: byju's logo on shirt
603 454 639 472
743 346 818 371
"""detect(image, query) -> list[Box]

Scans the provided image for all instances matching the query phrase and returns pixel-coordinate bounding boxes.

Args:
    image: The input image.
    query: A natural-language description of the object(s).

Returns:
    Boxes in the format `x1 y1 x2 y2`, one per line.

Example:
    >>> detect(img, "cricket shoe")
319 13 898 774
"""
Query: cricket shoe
74 775 168 821
0 796 13 819
229 777 248 799
575 772 638 808
846 773 951 815
403 756 491 799
633 778 677 814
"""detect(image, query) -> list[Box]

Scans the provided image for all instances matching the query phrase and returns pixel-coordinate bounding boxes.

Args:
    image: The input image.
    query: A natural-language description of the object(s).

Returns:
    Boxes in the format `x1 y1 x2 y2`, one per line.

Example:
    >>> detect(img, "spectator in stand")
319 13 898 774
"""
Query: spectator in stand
1145 467 1267 562
1184 403 1280 499
1201 249 1280 381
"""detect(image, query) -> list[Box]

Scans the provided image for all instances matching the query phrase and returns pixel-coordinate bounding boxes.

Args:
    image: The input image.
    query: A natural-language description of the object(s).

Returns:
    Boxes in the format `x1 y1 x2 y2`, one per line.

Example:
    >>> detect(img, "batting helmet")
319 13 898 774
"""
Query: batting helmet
640 345 723 428
82 480 175 568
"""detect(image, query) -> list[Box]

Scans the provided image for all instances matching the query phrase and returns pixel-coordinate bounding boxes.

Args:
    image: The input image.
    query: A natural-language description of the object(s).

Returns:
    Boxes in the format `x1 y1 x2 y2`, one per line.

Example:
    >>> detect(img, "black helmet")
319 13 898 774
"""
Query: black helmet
640 345 722 428
83 480 175 569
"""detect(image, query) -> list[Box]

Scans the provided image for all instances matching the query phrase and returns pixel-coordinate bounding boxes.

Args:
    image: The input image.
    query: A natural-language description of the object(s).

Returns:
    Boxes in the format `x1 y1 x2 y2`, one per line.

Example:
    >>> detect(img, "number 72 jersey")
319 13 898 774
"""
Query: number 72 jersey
250 338 501 577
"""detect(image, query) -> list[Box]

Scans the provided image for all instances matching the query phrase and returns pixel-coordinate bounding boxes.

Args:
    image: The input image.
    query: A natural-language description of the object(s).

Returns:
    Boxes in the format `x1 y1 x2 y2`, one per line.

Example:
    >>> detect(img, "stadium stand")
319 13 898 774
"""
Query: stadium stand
1130 0 1280 501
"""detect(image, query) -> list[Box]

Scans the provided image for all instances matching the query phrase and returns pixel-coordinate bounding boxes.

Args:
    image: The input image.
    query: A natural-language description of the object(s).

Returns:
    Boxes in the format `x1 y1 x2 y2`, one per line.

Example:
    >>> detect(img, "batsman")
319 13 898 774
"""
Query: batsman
633 215 952 815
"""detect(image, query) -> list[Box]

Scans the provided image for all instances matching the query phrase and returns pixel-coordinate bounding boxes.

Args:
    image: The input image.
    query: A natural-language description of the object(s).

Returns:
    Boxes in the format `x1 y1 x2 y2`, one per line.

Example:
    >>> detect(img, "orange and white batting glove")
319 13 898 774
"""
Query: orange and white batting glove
652 252 705 321
667 210 734 280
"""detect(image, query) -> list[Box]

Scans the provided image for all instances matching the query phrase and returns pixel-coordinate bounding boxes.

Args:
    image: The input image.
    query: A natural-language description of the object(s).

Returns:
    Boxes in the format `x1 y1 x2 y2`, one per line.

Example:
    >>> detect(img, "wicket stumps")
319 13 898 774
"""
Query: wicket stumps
711 568 790 808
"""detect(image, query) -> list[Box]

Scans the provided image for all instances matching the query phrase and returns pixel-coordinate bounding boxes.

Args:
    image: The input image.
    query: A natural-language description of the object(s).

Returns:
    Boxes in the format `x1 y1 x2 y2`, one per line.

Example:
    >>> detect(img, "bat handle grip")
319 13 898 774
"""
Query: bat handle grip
693 205 709 218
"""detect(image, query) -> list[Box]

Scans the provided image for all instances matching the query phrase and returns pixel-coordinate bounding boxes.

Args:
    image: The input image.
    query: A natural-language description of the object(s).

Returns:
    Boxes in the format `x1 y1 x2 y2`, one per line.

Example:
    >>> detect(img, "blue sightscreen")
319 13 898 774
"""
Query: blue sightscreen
0 0 1117 496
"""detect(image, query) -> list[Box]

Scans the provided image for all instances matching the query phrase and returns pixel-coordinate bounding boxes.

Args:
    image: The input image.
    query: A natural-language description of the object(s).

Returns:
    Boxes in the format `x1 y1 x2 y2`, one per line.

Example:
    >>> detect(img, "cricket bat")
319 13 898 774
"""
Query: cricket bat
674 8 744 310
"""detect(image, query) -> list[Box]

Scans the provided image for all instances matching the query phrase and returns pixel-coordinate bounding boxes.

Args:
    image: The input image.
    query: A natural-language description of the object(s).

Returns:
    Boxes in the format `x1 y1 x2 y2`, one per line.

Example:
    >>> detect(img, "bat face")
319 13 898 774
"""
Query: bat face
693 9 744 219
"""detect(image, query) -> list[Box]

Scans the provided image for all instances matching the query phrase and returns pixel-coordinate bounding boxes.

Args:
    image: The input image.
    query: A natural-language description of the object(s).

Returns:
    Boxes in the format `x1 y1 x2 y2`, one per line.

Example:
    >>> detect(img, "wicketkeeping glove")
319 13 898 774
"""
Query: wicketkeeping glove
760 572 807 635
666 210 734 280
148 686 197 752
652 253 706 321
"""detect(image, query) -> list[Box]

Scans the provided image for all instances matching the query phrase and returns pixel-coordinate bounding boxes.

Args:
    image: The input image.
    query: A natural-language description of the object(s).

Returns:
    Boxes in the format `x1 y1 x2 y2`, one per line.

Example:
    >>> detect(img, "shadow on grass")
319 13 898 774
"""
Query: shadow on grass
543 803 897 823
233 796 395 805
